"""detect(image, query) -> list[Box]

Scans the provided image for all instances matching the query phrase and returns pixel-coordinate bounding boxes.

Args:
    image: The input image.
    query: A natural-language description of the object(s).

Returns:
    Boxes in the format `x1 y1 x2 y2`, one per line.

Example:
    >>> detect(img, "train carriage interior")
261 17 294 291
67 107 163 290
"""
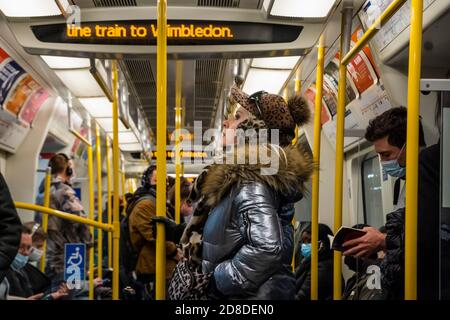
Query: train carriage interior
0 0 449 303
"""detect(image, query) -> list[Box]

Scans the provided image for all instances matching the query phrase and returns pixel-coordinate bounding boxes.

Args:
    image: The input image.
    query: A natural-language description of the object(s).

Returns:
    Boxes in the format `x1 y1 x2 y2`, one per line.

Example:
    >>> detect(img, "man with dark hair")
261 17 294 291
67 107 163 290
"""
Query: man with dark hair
343 107 426 259
344 107 429 299
45 153 92 291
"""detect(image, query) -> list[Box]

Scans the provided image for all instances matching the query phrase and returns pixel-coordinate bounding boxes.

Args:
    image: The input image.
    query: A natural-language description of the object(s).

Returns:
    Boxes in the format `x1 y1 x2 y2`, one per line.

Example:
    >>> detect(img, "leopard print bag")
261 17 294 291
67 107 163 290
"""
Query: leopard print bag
168 232 212 300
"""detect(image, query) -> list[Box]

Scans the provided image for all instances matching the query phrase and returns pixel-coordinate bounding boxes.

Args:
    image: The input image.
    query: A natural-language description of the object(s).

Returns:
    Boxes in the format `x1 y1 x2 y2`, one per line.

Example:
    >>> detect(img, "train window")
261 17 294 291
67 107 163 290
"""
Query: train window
361 155 384 228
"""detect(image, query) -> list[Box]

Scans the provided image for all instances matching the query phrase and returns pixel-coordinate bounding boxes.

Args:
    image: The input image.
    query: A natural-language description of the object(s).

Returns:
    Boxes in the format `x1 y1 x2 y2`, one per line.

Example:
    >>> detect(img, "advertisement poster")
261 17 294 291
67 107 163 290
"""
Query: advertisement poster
304 86 330 125
0 47 49 152
346 51 377 95
352 26 380 77
5 75 40 116
19 87 50 124
0 58 26 106
325 55 358 104
358 0 435 52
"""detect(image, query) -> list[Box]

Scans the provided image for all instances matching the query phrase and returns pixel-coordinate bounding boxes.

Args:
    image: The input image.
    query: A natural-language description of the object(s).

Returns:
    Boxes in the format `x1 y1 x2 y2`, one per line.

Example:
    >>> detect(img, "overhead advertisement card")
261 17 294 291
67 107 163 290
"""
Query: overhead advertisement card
0 47 50 153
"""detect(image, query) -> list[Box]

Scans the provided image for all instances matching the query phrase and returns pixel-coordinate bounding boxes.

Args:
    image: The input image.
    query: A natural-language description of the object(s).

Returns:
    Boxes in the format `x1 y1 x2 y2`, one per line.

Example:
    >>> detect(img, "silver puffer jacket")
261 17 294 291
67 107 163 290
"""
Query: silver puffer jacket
183 145 313 299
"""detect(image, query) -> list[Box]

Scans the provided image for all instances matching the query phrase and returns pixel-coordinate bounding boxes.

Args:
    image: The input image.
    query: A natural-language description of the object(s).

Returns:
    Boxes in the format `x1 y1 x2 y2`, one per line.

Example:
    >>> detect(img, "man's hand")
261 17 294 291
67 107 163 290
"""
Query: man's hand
342 227 386 258
51 283 69 300
27 293 44 300
151 216 186 243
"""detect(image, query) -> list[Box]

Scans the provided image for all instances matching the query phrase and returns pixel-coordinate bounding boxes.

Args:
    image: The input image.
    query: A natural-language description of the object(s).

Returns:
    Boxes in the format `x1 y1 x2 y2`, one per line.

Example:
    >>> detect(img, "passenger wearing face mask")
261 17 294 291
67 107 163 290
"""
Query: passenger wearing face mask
22 222 47 267
5 225 69 300
44 153 92 291
294 223 339 300
342 107 426 259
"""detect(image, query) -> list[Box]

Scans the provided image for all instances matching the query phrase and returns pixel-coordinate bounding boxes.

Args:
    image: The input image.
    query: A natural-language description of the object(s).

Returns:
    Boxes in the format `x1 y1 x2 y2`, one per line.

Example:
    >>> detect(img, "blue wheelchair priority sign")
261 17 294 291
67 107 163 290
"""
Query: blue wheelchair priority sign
64 243 86 290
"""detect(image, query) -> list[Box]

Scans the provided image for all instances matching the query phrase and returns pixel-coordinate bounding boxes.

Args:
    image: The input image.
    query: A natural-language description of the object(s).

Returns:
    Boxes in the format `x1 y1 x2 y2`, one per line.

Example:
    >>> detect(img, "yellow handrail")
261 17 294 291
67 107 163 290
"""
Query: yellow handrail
156 0 168 300
14 202 113 231
334 6 353 300
39 167 52 273
95 123 103 280
311 34 325 301
87 142 95 300
341 0 407 66
405 0 423 300
70 129 91 147
175 60 183 225
106 137 113 270
111 60 121 301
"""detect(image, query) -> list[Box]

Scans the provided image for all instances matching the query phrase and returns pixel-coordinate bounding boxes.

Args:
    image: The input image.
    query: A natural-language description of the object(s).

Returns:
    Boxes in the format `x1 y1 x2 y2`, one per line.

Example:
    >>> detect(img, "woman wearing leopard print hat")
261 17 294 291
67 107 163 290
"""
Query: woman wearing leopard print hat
179 84 313 300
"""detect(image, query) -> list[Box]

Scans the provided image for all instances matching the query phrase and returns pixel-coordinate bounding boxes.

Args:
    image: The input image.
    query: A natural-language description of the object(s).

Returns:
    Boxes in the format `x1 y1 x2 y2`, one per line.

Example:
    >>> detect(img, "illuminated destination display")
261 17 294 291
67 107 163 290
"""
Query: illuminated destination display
31 20 302 45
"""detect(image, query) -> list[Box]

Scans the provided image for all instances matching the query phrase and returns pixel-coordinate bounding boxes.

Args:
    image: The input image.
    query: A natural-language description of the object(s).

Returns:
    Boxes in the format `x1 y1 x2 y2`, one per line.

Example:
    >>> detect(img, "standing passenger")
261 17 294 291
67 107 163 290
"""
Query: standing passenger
181 85 313 299
45 153 92 291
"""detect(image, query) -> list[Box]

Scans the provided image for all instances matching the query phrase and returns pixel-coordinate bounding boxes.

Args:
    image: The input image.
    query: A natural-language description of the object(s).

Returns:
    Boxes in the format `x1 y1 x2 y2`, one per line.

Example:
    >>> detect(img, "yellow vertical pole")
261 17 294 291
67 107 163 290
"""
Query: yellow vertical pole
106 137 112 270
175 60 182 225
95 123 103 280
39 167 52 273
295 66 301 94
334 6 353 300
87 136 95 300
120 165 127 216
405 0 423 300
156 0 168 300
311 34 325 301
112 61 120 300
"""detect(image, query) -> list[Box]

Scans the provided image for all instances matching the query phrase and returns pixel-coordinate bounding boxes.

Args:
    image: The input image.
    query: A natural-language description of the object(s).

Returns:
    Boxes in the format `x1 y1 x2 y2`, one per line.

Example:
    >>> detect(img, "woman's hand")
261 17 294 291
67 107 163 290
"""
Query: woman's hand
27 293 44 300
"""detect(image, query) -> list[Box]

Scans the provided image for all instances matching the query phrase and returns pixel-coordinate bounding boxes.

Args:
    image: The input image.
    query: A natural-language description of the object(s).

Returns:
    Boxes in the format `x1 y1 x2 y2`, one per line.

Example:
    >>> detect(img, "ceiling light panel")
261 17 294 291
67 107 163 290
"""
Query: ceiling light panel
41 55 90 69
108 131 139 144
266 0 336 18
243 68 291 95
0 0 62 17
119 143 142 152
251 56 300 69
55 69 104 97
79 97 113 118
96 117 129 132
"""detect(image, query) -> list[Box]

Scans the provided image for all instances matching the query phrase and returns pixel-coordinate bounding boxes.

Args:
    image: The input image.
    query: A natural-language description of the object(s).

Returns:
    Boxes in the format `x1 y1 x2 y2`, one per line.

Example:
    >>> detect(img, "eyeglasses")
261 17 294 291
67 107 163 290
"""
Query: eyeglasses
249 90 266 118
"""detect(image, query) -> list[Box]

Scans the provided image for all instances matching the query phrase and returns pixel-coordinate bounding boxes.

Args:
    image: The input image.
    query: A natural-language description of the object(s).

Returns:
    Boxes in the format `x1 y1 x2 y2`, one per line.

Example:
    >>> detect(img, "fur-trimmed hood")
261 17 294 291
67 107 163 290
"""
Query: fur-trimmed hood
192 144 313 210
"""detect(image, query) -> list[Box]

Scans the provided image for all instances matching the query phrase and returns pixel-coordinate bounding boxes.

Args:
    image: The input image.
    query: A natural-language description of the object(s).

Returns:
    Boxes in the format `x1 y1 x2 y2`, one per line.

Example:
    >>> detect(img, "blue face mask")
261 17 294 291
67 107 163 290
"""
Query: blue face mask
381 144 406 178
11 253 29 271
381 159 406 178
301 243 311 258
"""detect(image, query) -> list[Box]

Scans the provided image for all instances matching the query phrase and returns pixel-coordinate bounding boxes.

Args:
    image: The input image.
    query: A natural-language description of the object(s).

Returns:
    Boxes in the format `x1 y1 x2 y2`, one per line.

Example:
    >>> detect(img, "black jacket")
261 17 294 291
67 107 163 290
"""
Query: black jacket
418 143 440 299
295 249 335 300
6 264 51 298
0 173 21 283
191 145 313 300
380 208 404 300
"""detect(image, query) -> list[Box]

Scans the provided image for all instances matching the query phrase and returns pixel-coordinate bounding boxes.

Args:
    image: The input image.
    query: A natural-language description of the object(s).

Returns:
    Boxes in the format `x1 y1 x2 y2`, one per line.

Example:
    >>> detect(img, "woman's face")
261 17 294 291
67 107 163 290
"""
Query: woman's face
222 106 249 146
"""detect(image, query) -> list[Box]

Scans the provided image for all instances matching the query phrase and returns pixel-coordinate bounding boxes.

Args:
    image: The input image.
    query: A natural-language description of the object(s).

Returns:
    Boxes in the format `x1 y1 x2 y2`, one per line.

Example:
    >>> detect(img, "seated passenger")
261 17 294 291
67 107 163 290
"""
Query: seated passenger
5 225 68 300
295 223 336 300
45 153 92 290
180 85 313 299
22 222 47 268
